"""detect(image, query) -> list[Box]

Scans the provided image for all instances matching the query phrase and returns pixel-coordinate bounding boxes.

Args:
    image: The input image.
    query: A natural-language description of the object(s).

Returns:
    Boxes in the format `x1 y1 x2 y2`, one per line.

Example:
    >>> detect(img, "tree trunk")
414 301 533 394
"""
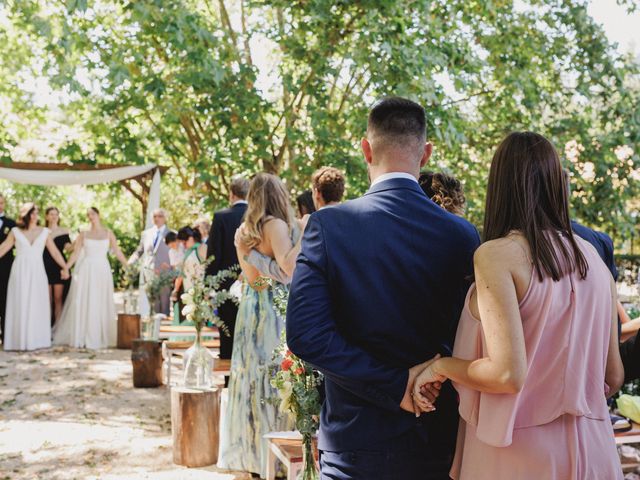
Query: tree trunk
131 339 163 388
171 387 221 467
117 313 140 349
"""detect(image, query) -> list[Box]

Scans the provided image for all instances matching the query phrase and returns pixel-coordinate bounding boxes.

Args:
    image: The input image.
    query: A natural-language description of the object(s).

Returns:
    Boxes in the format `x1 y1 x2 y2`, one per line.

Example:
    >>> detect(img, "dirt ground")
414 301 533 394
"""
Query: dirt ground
0 347 248 480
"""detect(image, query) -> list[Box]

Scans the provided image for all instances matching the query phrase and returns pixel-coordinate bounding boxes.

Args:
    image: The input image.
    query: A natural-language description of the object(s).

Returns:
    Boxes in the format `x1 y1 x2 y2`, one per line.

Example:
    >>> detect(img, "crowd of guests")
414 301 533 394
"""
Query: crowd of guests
1 96 640 479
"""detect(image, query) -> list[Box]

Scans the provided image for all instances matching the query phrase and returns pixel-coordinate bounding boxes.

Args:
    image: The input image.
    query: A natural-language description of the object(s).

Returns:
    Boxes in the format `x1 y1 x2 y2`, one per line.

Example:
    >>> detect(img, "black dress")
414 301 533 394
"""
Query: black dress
43 234 71 285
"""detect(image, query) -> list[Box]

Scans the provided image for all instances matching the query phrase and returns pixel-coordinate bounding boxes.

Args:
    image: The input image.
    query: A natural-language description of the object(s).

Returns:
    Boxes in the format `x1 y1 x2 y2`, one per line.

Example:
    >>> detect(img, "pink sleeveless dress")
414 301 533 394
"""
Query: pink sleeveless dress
450 236 622 480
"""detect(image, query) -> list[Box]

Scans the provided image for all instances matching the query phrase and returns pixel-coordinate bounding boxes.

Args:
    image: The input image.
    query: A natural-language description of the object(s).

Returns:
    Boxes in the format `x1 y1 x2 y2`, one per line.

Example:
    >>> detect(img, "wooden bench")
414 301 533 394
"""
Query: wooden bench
615 421 640 473
159 325 219 340
264 432 318 480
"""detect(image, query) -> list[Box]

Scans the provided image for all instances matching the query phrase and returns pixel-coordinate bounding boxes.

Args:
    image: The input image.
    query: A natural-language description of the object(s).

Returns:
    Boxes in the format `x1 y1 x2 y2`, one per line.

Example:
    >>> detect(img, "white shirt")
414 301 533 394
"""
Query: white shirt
232 200 248 206
370 172 418 188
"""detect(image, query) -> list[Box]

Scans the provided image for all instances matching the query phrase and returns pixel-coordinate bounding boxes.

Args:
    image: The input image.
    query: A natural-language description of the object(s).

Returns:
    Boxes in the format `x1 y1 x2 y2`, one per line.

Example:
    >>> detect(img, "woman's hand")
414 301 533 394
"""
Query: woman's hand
412 359 447 413
234 224 250 258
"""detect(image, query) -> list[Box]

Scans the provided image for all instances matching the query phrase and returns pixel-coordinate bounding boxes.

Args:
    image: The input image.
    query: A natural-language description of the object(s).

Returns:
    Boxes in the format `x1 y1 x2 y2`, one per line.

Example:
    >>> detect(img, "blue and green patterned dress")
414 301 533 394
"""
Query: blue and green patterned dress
217 281 293 476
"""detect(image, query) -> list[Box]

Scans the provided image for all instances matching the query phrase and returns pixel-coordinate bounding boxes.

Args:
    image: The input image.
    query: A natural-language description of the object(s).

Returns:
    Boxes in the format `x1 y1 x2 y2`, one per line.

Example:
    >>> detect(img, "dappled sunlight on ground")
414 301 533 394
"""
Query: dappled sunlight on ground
0 348 249 480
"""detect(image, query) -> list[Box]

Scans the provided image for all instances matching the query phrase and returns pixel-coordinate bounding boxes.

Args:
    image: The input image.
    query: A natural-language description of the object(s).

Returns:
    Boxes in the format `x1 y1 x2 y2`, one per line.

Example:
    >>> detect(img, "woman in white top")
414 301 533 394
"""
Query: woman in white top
53 207 128 349
0 203 69 351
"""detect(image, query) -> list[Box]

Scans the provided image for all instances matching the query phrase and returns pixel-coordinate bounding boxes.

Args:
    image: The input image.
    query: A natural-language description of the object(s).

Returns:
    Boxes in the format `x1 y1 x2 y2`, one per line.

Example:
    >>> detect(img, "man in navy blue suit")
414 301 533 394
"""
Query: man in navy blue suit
286 97 480 479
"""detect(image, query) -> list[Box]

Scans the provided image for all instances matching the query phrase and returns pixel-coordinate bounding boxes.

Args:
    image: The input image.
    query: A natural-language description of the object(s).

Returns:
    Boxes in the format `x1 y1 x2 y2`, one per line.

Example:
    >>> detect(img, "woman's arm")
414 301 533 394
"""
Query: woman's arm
264 218 307 278
109 230 128 267
413 242 528 406
606 278 625 396
0 231 15 258
619 301 639 343
62 229 73 253
65 233 85 270
46 234 70 279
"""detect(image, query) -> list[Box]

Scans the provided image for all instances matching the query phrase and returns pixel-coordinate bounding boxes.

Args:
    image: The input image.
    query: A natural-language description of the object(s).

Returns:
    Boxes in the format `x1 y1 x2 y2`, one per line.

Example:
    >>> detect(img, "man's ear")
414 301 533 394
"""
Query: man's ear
361 137 373 166
420 142 433 169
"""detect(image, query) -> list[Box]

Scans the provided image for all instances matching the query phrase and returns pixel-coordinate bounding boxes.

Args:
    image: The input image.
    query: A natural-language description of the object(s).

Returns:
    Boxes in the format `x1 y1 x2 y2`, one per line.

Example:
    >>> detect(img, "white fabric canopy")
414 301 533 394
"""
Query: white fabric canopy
0 164 161 228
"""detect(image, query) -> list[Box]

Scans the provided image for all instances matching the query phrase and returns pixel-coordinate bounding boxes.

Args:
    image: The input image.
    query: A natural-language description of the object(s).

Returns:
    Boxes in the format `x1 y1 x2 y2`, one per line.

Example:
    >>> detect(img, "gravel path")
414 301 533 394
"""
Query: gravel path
0 347 248 480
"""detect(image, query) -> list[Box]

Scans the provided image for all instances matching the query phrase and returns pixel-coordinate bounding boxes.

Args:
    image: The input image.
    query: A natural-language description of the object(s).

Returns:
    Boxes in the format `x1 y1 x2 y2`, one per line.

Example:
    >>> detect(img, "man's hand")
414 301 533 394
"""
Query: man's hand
399 354 441 416
412 358 447 413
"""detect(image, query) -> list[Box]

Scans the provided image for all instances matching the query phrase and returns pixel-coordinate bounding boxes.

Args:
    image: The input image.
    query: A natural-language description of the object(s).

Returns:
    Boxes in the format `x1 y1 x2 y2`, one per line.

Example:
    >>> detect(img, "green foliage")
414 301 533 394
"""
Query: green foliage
0 0 639 243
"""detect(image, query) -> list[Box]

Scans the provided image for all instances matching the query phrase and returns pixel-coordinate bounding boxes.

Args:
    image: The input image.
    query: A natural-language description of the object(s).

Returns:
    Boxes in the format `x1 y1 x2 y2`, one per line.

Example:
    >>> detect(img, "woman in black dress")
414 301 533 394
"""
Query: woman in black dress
43 207 72 326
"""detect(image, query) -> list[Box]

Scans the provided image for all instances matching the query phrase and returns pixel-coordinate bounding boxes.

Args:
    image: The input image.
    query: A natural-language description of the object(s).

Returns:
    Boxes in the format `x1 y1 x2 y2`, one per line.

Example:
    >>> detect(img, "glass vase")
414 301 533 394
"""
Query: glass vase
183 326 214 389
299 434 319 480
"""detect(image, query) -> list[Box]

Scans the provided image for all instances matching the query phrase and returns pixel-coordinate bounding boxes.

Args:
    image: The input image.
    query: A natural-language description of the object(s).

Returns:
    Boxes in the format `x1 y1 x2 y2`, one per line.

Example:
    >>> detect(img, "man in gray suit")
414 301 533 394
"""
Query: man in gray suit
129 208 171 315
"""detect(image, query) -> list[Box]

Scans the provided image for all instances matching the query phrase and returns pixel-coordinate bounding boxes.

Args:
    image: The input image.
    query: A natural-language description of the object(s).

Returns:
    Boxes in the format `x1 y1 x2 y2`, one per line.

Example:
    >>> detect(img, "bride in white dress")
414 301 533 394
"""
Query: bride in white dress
0 203 69 351
53 207 127 349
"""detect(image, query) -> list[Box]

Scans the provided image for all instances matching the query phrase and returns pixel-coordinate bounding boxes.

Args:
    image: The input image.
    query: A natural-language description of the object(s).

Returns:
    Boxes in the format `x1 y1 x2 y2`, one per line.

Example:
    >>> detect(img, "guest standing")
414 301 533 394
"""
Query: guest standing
0 194 16 344
286 98 480 479
205 176 249 370
413 132 624 480
54 207 128 349
310 166 345 210
43 207 72 326
419 171 466 216
0 203 69 351
218 173 303 477
296 190 316 218
194 217 211 245
129 208 171 315
173 226 207 294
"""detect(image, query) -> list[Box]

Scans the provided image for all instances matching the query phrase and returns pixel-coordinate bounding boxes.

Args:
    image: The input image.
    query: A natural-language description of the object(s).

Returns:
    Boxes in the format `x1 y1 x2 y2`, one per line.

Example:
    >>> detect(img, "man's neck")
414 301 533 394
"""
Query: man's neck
369 167 419 184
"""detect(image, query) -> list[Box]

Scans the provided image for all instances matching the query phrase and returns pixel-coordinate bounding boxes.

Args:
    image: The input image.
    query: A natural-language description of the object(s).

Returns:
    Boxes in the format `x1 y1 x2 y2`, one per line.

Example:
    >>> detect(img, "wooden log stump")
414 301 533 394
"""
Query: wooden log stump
117 313 140 349
131 339 163 388
171 387 220 467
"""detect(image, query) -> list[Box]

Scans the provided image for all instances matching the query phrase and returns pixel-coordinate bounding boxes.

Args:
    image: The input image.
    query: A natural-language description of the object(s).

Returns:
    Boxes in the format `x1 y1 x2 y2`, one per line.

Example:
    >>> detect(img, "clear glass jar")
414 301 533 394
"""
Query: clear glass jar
183 327 215 389
140 313 162 340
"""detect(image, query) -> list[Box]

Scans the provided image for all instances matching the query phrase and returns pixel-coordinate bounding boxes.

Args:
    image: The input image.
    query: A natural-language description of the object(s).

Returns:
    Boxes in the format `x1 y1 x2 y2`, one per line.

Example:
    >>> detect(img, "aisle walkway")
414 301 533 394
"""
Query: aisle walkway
0 347 247 479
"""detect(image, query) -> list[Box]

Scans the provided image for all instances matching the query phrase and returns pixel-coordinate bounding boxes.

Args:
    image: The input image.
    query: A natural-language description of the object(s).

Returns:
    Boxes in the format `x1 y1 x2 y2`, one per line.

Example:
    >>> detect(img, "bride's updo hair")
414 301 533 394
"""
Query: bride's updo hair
17 202 37 229
241 173 295 249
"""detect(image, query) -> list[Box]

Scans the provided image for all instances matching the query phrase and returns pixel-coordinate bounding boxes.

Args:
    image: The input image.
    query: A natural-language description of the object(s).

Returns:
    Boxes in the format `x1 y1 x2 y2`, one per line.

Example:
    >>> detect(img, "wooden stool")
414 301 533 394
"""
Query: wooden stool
171 387 220 467
131 339 163 388
117 313 140 349
264 432 318 480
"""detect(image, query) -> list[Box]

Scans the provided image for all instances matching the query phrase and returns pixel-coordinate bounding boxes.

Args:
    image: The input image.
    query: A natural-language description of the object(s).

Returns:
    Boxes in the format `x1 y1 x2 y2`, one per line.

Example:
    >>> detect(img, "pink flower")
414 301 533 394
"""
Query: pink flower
294 367 304 375
281 358 294 371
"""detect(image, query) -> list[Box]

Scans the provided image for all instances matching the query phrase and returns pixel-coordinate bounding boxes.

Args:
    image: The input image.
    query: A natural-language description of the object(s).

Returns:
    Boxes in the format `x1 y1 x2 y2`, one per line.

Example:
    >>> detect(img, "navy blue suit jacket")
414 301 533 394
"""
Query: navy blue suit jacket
571 220 617 281
286 178 480 453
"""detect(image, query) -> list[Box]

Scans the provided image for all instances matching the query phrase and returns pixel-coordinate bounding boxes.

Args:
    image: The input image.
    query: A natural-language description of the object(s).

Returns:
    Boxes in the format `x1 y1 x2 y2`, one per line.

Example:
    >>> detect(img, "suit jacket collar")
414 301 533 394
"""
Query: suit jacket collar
365 177 426 197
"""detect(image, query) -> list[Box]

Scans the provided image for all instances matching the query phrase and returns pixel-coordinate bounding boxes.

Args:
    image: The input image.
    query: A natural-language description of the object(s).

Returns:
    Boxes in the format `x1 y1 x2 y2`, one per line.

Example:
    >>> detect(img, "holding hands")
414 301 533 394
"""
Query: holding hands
400 354 447 417
60 268 70 281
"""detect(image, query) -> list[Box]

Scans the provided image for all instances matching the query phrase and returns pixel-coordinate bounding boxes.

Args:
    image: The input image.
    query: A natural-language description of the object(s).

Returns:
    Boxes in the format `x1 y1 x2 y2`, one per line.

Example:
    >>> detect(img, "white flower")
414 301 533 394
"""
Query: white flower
181 293 193 304
182 304 196 316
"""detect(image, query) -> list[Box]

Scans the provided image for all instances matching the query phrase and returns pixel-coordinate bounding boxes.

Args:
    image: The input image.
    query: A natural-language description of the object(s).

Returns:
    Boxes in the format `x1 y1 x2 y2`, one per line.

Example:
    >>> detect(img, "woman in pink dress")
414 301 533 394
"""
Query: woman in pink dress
413 132 624 479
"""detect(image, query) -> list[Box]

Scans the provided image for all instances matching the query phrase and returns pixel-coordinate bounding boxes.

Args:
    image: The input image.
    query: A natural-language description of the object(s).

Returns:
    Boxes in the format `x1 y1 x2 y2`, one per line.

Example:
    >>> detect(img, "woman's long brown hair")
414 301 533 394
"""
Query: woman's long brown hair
241 173 295 248
483 132 588 281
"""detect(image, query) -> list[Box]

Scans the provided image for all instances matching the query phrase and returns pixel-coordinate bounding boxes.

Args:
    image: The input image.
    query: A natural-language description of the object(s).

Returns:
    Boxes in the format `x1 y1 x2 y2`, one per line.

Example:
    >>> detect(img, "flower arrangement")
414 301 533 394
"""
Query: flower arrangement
121 262 140 314
271 287 323 480
180 265 241 335
144 266 178 314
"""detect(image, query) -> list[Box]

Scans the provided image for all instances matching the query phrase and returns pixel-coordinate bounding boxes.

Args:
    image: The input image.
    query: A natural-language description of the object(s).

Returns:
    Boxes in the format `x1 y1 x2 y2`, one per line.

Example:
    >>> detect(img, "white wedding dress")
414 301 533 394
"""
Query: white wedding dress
4 227 51 351
53 238 116 349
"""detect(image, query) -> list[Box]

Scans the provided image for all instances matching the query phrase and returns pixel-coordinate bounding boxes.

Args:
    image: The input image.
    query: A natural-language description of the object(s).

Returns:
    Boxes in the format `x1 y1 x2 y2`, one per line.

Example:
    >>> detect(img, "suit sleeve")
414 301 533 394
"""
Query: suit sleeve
600 233 618 282
286 215 408 412
206 213 223 276
129 231 146 264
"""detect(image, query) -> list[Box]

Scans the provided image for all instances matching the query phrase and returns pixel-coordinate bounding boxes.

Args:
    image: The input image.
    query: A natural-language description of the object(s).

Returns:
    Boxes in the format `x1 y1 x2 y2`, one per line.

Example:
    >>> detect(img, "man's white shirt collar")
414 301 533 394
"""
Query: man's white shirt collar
233 200 248 206
370 172 418 188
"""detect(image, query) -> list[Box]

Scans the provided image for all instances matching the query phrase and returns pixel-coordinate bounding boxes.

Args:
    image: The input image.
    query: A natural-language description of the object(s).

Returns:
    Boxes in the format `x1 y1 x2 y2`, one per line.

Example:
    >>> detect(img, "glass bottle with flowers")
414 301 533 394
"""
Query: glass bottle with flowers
181 265 239 389
141 266 177 339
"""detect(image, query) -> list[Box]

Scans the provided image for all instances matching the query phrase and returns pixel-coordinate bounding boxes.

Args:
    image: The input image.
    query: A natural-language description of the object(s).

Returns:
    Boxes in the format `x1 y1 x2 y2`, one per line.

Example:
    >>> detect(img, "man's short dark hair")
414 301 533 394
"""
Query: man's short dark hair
230 176 250 199
367 97 426 146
